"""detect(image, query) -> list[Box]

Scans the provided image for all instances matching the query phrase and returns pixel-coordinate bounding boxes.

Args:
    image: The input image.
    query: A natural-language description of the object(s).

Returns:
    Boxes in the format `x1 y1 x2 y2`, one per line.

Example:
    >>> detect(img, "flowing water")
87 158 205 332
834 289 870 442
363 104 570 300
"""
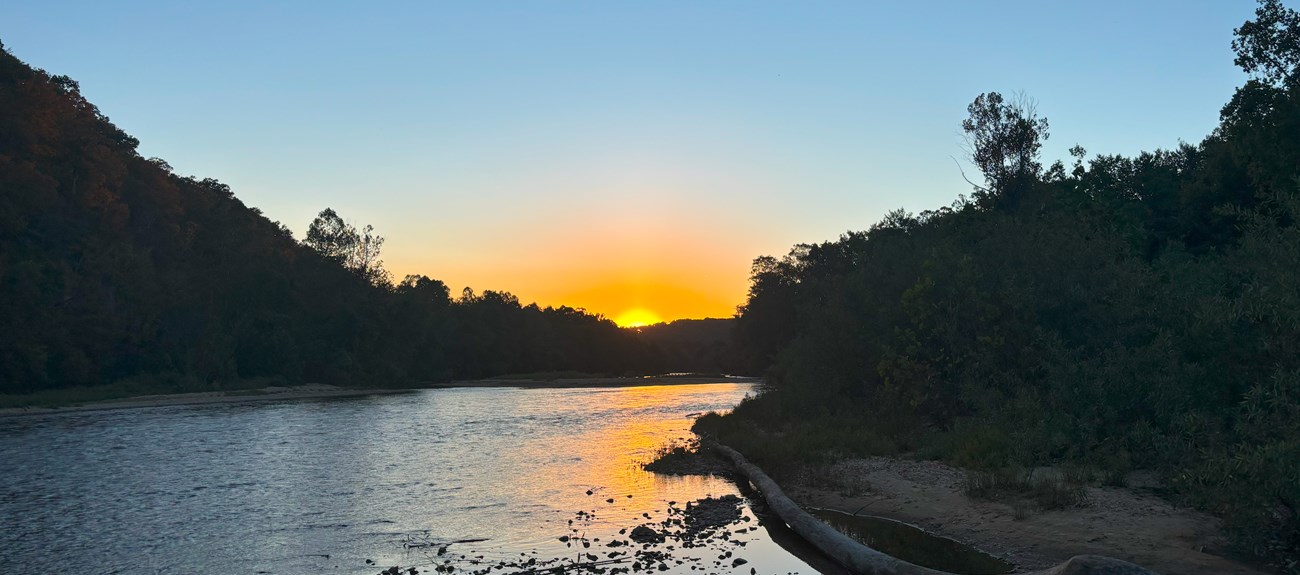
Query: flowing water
0 383 836 575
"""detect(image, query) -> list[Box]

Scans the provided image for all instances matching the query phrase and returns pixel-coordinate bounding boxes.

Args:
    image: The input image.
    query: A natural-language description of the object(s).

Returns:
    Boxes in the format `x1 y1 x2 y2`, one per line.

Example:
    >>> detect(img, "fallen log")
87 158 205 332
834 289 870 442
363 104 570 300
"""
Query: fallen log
705 440 1158 575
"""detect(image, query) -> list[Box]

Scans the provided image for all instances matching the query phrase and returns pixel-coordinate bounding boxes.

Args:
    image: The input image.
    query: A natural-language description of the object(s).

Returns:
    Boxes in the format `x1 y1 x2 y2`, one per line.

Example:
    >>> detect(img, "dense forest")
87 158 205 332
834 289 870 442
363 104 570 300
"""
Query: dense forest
631 318 745 375
0 40 739 399
709 1 1300 570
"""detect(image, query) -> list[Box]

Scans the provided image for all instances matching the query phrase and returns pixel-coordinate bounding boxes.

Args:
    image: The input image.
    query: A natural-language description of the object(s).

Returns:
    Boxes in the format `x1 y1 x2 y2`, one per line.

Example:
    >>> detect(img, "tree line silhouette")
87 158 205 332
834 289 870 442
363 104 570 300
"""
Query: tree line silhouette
0 42 741 398
722 1 1300 568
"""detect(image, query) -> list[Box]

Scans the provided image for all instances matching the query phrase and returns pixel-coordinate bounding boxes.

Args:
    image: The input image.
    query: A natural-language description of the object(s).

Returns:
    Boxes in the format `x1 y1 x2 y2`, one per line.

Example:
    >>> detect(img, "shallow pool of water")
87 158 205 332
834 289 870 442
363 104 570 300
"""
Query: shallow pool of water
811 508 1013 574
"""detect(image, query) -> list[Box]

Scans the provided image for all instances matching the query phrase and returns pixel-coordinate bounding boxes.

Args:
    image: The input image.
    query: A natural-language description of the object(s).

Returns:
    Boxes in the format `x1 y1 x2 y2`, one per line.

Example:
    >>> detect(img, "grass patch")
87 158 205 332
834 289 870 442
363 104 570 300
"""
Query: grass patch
798 463 874 497
962 467 1090 512
691 395 901 480
642 439 734 476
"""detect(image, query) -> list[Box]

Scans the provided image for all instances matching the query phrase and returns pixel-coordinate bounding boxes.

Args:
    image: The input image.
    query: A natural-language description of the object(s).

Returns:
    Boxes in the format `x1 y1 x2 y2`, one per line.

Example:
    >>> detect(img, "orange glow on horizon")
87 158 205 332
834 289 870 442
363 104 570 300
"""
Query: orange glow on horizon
388 246 751 323
614 308 663 328
384 189 762 323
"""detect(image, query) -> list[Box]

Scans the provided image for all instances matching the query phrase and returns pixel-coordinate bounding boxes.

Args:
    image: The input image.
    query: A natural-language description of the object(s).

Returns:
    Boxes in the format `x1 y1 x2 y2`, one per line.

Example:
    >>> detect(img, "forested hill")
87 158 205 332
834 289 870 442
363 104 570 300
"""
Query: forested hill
0 42 724 397
719 1 1300 569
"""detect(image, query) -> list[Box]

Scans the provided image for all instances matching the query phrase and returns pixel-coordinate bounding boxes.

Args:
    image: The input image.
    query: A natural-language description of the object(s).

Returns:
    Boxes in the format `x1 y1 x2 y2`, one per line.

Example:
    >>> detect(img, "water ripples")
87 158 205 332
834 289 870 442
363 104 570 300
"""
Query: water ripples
0 383 818 575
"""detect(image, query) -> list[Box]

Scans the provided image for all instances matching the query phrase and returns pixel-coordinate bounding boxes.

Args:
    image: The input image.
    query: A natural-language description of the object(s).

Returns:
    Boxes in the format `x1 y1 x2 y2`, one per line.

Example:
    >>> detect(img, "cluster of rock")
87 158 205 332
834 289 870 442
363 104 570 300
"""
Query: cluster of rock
372 491 762 575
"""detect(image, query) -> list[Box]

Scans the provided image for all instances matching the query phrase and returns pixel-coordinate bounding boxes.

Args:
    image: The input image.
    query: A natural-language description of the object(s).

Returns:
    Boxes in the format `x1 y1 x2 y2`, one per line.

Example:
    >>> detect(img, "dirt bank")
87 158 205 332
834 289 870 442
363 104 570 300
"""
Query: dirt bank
0 384 410 417
785 456 1267 574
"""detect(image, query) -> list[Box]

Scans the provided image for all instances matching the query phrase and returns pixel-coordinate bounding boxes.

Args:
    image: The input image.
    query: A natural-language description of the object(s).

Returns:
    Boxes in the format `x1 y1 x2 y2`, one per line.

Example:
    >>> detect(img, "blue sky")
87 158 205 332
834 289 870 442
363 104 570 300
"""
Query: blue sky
0 1 1268 319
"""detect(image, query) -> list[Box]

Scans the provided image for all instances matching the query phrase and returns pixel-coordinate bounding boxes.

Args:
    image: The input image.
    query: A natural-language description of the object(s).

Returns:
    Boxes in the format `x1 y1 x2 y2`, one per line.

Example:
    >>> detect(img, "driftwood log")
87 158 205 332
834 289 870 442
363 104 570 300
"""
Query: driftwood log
706 441 1159 575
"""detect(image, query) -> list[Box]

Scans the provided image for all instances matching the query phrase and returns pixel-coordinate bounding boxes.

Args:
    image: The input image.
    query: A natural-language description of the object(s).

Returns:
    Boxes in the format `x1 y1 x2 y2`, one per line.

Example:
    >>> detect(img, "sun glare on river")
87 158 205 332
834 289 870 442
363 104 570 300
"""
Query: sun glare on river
615 308 662 328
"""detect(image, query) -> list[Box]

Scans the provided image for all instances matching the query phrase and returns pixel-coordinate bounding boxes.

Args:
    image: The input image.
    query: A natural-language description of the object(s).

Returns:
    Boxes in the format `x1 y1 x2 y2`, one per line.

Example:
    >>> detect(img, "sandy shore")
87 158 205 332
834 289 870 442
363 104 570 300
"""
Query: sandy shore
436 375 761 388
0 377 758 418
0 384 412 417
786 456 1267 574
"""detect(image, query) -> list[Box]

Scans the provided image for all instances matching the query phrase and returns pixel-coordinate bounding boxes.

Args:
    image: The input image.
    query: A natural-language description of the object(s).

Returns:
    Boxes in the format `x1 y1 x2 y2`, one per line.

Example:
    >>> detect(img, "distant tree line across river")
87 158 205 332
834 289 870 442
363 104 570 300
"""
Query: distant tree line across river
0 43 744 397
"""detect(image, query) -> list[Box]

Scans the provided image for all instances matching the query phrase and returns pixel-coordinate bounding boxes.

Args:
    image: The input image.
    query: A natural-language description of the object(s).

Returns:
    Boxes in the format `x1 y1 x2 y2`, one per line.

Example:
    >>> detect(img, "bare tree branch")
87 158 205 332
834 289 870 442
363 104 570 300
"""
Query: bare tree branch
950 155 991 195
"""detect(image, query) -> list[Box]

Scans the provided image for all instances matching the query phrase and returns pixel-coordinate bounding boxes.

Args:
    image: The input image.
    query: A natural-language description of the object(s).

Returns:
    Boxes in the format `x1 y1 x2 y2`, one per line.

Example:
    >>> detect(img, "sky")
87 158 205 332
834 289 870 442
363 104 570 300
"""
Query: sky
0 1 1268 325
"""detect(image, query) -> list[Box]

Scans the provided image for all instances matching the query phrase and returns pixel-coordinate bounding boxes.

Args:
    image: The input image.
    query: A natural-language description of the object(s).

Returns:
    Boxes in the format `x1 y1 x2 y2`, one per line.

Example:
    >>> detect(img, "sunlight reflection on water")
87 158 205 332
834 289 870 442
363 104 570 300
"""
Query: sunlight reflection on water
0 383 827 574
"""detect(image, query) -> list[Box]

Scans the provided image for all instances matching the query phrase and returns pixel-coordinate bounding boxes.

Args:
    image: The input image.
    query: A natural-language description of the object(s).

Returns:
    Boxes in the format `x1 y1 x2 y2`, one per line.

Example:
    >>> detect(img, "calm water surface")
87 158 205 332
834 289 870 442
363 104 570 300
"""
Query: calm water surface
0 383 826 574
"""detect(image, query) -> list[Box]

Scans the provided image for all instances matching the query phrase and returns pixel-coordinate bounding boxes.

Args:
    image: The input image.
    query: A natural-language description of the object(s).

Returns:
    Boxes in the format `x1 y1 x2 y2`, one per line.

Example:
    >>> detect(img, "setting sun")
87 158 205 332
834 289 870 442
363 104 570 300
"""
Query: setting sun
614 308 662 328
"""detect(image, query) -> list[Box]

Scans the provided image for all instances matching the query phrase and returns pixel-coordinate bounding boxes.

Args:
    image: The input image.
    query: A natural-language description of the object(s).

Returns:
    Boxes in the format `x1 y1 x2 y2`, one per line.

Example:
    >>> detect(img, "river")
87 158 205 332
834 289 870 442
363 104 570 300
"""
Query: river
0 383 833 575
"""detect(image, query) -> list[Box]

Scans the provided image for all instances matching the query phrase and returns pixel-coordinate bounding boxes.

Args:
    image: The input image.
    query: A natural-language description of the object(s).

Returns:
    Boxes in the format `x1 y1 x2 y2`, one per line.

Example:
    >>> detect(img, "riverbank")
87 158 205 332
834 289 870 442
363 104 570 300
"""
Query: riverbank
784 456 1267 575
650 439 1266 574
438 375 761 388
0 376 756 417
0 384 412 417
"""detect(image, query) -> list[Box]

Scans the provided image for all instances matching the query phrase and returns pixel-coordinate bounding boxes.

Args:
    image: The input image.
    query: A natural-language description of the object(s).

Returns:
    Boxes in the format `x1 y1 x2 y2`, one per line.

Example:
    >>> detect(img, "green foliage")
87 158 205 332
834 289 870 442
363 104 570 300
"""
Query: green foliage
693 394 900 480
961 467 1089 512
723 4 1300 569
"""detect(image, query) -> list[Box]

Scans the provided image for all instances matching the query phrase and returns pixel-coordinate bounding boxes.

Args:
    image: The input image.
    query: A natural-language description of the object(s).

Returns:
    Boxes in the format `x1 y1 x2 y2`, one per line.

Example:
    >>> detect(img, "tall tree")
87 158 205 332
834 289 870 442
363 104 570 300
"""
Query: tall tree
961 92 1050 209
304 208 390 287
1232 0 1300 88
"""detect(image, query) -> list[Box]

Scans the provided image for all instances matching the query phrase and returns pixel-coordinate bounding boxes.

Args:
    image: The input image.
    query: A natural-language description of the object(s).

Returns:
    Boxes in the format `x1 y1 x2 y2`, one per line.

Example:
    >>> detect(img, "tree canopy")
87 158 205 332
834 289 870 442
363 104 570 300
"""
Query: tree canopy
0 43 739 399
304 208 391 287
725 2 1300 570
961 91 1049 208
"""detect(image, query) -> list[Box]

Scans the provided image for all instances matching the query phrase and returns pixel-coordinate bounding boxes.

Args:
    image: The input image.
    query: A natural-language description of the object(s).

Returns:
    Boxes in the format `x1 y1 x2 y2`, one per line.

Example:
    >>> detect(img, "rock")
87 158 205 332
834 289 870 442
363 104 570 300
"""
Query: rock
630 525 664 543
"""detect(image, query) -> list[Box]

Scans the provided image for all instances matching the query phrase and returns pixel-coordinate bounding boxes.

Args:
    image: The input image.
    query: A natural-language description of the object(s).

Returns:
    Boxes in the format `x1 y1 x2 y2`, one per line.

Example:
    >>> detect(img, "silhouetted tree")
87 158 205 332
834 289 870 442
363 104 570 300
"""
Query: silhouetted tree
304 208 391 287
1233 0 1300 87
961 92 1049 209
